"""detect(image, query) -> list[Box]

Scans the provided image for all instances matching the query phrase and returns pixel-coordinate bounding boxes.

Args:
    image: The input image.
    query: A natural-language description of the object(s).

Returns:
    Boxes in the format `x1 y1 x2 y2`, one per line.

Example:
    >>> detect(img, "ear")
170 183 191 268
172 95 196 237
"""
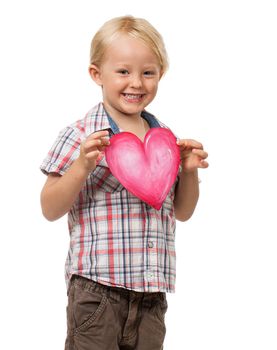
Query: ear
88 64 103 86
159 69 164 81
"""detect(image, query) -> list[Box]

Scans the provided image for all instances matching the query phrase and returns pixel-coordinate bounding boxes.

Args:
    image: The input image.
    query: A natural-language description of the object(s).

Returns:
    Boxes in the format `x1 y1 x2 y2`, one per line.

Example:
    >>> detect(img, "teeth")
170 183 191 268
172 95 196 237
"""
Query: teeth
124 94 143 99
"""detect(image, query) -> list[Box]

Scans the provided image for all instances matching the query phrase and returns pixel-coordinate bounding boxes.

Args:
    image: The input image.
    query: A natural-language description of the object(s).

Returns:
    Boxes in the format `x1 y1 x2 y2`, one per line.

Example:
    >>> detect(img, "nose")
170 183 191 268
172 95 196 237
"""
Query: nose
130 74 142 89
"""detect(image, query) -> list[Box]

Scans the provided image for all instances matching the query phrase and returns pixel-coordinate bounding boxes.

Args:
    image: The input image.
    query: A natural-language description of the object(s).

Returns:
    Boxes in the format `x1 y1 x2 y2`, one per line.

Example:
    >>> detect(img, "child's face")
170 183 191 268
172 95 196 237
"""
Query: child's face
90 34 161 119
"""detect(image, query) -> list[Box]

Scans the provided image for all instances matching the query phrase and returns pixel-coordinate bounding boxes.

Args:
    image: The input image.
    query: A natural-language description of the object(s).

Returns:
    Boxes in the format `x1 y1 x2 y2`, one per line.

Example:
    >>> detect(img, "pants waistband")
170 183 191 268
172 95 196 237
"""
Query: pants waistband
70 274 166 304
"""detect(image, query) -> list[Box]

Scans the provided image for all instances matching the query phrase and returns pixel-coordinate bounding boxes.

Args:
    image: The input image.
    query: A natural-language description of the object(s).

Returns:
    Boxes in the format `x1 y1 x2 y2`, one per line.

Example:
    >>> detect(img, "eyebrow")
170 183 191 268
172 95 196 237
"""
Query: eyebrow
114 63 159 69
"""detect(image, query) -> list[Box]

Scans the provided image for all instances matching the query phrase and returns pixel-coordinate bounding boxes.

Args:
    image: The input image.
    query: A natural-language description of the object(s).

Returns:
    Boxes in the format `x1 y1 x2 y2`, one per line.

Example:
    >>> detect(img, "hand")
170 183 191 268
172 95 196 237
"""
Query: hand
78 130 110 172
177 139 209 173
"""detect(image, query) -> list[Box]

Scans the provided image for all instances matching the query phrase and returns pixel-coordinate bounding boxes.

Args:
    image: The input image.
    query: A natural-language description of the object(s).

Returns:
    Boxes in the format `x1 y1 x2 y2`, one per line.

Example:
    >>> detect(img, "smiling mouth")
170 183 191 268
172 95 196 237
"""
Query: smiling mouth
122 93 145 102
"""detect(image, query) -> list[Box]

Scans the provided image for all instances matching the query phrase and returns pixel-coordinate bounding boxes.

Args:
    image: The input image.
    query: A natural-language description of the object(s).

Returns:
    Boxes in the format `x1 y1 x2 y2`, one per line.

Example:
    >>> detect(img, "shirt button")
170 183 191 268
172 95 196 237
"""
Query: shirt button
148 241 154 249
148 272 154 280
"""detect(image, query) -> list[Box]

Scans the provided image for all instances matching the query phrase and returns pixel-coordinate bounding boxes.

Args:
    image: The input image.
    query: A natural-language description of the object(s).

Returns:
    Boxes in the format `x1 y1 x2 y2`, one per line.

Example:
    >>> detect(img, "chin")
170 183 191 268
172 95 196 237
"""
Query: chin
120 104 145 115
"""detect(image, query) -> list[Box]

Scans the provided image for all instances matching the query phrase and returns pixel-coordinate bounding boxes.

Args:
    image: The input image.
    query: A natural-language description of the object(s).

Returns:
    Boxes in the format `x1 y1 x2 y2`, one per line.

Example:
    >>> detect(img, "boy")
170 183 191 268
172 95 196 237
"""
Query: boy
40 15 208 350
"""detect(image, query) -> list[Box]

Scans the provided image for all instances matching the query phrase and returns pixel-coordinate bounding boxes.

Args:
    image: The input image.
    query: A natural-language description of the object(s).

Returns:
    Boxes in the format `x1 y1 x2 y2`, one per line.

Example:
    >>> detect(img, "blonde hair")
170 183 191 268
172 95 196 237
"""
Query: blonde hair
89 15 169 75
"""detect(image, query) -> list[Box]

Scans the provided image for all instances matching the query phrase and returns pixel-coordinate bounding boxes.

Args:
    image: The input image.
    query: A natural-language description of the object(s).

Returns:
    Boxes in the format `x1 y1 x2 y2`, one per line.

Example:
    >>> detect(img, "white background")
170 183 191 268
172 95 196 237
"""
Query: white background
0 0 276 349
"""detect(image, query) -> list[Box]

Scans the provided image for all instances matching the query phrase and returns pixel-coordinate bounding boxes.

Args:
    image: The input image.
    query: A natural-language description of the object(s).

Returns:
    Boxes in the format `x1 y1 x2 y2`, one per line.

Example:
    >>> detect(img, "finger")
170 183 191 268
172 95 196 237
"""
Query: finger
177 139 203 150
87 130 110 141
100 137 110 146
199 160 209 168
84 137 110 151
85 150 101 160
83 139 103 151
98 143 110 152
96 151 105 162
192 149 208 159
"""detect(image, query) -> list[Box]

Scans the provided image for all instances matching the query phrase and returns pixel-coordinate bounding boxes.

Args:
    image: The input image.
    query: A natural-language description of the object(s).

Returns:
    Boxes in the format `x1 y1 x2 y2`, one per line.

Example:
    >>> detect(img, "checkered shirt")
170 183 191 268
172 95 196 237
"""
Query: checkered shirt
40 103 178 293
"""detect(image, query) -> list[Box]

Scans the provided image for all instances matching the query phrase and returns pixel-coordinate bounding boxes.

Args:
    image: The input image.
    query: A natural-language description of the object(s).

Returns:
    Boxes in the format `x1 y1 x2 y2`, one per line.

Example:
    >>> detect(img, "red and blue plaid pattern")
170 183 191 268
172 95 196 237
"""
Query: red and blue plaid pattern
41 103 178 292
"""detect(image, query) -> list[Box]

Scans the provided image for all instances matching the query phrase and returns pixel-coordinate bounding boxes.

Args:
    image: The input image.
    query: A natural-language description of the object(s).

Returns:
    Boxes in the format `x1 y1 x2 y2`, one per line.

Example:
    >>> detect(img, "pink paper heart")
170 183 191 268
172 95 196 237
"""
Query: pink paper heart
105 128 180 210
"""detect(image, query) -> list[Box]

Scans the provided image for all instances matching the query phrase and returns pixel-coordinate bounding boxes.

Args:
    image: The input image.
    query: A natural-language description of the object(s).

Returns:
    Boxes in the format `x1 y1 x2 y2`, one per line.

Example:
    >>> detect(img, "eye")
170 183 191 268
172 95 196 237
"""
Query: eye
144 71 156 76
117 69 129 75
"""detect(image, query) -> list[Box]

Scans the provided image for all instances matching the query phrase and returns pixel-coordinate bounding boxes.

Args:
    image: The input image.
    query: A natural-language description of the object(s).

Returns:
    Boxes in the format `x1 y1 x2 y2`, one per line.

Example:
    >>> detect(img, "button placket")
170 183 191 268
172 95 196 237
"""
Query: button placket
144 202 158 284
147 238 157 282
147 271 154 280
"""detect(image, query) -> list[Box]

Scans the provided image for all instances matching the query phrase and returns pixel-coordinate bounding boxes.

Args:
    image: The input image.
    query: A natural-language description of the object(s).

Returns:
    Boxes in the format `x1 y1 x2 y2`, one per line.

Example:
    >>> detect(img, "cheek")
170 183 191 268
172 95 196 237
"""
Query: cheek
110 78 126 91
147 82 159 95
103 82 121 96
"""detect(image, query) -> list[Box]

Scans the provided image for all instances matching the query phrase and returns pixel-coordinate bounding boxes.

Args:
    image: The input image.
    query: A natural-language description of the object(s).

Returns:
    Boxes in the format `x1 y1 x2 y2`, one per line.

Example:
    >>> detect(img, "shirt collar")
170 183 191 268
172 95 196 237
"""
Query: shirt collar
96 102 161 136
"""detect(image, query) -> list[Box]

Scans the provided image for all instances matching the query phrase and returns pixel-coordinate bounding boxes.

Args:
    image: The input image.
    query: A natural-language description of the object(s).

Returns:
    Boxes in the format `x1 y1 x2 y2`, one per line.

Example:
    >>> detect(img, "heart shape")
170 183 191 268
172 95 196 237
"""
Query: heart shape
105 128 180 210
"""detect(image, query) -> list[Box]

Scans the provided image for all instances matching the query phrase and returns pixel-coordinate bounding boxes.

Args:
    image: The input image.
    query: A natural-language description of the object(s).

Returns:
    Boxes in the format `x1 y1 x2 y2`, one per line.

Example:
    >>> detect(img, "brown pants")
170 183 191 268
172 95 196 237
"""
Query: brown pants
65 275 167 350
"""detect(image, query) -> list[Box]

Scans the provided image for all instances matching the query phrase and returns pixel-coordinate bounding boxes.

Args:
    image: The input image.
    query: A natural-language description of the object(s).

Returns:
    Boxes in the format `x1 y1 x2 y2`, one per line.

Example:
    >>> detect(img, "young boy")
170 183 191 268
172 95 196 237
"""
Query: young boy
40 15 208 350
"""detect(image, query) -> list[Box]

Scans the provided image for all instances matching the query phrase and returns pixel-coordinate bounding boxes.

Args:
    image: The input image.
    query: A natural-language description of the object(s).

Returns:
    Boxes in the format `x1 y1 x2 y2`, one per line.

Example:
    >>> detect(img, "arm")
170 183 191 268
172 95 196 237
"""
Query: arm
40 130 109 221
174 139 209 222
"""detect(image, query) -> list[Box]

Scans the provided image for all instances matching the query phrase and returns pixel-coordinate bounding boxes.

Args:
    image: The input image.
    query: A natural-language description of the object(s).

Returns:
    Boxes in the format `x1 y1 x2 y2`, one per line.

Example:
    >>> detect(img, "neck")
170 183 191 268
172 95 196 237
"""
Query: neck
103 103 143 128
102 103 149 141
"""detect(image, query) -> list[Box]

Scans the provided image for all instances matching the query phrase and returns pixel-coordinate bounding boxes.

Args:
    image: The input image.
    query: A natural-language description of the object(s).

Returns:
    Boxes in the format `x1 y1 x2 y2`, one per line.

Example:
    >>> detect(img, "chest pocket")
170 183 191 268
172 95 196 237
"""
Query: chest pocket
87 156 124 198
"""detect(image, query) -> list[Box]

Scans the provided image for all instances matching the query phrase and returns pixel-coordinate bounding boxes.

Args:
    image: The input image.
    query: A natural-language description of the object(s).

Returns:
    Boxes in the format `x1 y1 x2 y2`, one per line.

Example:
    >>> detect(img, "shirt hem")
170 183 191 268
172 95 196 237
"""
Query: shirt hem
68 272 175 294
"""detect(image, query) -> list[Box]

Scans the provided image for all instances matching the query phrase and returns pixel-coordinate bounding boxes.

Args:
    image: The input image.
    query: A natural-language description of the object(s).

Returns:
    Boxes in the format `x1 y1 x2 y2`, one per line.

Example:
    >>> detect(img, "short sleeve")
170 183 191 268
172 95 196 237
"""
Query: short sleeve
40 126 82 176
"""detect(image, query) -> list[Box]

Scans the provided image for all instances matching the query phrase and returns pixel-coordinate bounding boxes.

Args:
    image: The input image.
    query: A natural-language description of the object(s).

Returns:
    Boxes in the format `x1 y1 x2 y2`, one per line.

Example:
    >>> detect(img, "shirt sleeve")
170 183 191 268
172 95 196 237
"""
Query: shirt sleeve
40 126 82 176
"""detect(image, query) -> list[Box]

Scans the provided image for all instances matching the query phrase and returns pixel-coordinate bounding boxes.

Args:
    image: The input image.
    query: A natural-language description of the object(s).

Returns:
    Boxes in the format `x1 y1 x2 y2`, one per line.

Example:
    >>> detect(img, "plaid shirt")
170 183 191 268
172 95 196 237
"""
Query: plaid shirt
41 103 178 293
